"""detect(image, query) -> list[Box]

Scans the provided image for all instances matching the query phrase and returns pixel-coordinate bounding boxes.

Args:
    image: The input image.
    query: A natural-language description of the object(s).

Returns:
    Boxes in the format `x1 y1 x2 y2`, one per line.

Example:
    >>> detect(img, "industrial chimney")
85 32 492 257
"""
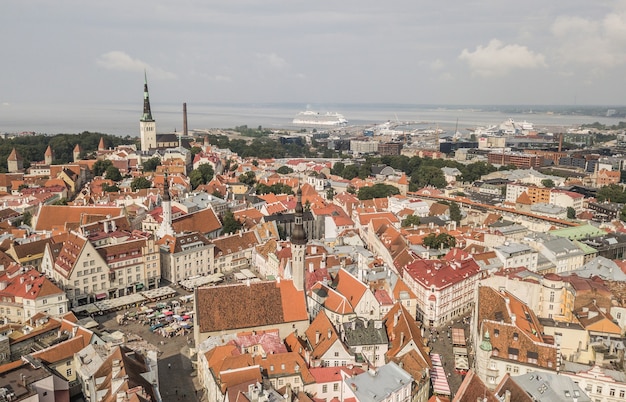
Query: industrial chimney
183 102 188 137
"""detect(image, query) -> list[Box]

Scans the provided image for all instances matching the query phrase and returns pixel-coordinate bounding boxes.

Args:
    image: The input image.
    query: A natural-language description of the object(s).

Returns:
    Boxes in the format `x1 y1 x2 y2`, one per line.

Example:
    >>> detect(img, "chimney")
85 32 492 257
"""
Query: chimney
183 103 188 137
400 332 405 345
315 330 320 344
328 328 332 339
510 313 516 325
504 390 511 402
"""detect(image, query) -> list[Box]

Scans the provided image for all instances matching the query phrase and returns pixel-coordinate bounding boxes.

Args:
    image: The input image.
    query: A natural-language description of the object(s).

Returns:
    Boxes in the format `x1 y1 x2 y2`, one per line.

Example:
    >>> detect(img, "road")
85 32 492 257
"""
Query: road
426 314 473 399
93 292 204 401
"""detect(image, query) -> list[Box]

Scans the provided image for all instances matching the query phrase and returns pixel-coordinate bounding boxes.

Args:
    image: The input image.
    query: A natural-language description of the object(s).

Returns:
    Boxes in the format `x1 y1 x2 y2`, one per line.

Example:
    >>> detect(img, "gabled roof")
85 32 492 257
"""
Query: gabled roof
196 280 308 334
35 205 124 231
305 311 343 360
333 268 368 307
384 303 431 370
172 207 222 234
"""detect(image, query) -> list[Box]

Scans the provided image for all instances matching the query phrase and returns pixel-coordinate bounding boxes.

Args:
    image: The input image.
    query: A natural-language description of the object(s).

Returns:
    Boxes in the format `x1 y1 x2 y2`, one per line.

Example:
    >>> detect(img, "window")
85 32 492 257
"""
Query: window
322 385 328 393
42 299 47 305
334 352 339 357
610 389 615 396
596 386 602 394
513 366 519 373
494 329 499 337
619 390 624 398
506 365 511 372
617 312 622 320
333 383 339 392
66 368 72 376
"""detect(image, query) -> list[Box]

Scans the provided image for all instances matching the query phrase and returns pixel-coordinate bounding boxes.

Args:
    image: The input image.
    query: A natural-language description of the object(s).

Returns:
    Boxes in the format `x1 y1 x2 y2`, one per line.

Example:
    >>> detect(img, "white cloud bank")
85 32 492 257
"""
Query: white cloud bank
96 51 177 79
459 39 546 77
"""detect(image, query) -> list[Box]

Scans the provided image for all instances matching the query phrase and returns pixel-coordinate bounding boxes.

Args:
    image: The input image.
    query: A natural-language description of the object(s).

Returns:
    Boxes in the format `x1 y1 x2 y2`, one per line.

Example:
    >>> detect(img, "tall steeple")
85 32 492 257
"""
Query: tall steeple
290 185 307 292
141 71 154 122
156 173 174 238
140 71 157 152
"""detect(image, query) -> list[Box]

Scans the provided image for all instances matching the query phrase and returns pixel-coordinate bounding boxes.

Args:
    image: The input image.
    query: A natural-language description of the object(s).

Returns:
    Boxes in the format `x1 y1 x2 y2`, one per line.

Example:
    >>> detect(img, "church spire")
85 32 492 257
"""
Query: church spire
141 70 154 122
292 185 307 245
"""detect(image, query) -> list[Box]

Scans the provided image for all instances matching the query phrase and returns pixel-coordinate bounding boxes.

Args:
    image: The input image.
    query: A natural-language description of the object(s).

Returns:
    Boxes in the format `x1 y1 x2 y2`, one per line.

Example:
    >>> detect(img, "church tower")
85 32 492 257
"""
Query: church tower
140 71 157 152
7 148 23 173
291 186 307 292
156 174 174 238
73 144 81 163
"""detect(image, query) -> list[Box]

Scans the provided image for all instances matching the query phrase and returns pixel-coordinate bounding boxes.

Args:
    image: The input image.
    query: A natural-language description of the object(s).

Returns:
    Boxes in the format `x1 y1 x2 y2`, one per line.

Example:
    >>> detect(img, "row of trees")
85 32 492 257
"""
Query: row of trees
330 155 516 191
0 132 135 172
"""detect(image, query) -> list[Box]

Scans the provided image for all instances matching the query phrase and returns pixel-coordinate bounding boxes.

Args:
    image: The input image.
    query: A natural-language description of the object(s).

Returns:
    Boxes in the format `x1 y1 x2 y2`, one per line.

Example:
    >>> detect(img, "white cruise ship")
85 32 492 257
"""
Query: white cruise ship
292 111 348 126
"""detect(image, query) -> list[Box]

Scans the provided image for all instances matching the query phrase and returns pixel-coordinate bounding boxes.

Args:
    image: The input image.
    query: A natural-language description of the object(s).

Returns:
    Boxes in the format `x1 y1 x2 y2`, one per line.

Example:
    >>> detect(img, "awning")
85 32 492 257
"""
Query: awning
135 283 144 290
96 293 108 300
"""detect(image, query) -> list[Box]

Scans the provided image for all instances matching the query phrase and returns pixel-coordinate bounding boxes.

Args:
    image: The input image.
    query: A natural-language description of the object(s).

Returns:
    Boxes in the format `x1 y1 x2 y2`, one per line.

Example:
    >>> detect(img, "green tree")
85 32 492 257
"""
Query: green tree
102 183 121 192
567 207 576 219
92 160 112 177
53 198 68 205
449 201 462 224
131 177 152 191
541 179 555 188
239 171 257 186
221 211 242 234
341 164 359 180
347 185 357 195
142 157 161 172
412 166 447 189
422 233 456 249
105 165 122 181
190 146 202 156
197 163 215 183
357 183 400 200
252 160 259 167
189 170 205 190
22 211 32 226
212 190 223 198
326 187 335 200
277 166 294 175
401 215 421 227
331 162 345 176
597 184 626 203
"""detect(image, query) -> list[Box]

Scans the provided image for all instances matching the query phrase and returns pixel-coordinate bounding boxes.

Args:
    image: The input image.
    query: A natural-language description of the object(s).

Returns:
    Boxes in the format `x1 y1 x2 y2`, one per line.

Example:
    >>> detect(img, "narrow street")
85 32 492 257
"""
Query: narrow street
426 315 473 399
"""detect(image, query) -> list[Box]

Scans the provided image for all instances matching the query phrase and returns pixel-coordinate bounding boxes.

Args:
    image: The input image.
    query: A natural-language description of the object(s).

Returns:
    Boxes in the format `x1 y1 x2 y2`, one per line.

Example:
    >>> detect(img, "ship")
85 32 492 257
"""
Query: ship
292 111 348 126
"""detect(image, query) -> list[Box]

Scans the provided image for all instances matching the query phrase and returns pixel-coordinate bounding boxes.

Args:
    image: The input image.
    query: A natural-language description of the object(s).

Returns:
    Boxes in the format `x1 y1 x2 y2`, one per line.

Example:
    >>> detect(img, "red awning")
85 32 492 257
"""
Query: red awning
95 293 107 300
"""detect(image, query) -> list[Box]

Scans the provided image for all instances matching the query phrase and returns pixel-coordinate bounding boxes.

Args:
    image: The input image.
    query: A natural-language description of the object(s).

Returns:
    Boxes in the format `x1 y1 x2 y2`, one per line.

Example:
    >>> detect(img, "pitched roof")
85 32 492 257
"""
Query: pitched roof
305 311 343 359
34 205 124 231
196 280 307 333
172 207 222 234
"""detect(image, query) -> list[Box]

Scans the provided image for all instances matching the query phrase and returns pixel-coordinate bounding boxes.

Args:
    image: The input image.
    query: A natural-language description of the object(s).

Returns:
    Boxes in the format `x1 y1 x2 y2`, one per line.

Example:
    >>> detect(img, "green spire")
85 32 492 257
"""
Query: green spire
479 330 492 351
141 70 154 122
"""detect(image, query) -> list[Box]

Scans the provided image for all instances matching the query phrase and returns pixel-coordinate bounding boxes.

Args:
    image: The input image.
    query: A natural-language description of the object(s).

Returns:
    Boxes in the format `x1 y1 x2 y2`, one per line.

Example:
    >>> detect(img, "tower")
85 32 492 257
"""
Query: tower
140 71 157 152
156 174 174 238
73 144 81 163
44 145 54 165
291 186 307 292
7 148 23 173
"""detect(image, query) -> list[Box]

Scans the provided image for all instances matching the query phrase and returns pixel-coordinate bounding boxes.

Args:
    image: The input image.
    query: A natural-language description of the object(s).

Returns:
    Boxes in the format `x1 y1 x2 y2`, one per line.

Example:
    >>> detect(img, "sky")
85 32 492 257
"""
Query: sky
2 0 626 108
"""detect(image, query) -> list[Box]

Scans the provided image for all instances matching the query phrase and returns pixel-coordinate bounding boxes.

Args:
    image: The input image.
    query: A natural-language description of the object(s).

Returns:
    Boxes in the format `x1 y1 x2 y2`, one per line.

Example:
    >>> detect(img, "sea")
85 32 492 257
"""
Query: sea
0 102 623 137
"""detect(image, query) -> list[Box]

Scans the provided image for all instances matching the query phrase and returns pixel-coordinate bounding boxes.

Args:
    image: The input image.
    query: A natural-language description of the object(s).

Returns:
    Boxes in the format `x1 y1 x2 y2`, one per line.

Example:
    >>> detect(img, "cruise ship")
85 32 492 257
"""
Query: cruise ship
292 111 348 126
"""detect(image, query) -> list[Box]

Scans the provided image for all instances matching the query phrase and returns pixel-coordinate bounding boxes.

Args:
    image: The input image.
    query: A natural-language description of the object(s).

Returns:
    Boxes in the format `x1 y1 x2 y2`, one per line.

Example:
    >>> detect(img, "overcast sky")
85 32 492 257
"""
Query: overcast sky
2 0 626 107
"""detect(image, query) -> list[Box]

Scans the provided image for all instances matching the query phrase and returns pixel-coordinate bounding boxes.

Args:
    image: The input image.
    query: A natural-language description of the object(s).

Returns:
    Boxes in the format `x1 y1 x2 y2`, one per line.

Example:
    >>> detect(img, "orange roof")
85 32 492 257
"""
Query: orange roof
35 205 123 231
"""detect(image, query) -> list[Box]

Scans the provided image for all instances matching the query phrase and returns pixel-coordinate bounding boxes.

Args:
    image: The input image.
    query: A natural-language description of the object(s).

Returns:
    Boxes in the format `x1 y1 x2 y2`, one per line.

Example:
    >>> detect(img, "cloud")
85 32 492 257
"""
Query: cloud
551 9 626 67
459 39 546 76
255 52 289 70
430 59 445 71
96 51 177 79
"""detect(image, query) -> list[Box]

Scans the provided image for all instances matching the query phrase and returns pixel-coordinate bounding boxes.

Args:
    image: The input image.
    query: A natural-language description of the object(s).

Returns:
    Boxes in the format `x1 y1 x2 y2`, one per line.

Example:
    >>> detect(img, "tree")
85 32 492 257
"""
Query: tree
422 233 456 249
347 185 357 195
412 166 446 189
252 160 259 167
102 183 121 192
341 164 359 180
142 157 161 172
449 201 462 224
22 211 32 226
326 187 335 200
105 165 122 181
357 183 400 200
189 163 215 190
597 184 626 203
567 207 576 219
238 171 256 186
221 211 242 234
189 170 205 190
277 166 294 175
92 160 112 177
331 162 345 176
541 179 555 188
131 177 152 191
190 146 202 156
212 190 223 199
401 215 421 227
